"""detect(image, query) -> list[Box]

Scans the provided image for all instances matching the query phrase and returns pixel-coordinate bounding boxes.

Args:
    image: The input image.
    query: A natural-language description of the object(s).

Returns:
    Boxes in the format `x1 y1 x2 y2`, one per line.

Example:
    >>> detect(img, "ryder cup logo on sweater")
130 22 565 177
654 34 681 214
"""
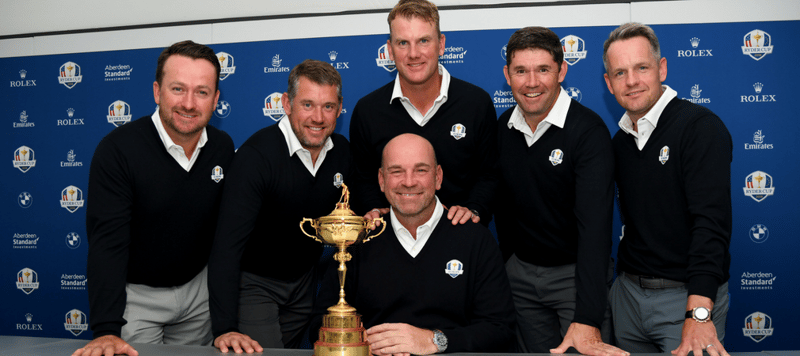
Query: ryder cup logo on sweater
16 268 40 294
333 172 344 188
445 259 463 278
13 146 36 173
217 52 236 80
64 309 88 336
58 62 83 89
741 30 773 61
749 224 769 243
549 149 564 166
743 171 775 202
375 44 396 72
263 92 285 121
60 185 85 213
560 35 587 65
211 165 224 183
659 146 670 165
743 312 773 342
107 100 132 127
450 124 466 140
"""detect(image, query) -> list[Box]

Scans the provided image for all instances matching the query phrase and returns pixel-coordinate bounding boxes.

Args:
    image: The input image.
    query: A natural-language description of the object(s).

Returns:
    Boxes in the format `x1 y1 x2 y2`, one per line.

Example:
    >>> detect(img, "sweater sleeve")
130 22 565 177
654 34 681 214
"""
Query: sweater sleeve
348 100 388 215
681 112 732 302
86 137 134 338
571 120 615 329
463 92 499 220
207 144 270 338
443 231 515 353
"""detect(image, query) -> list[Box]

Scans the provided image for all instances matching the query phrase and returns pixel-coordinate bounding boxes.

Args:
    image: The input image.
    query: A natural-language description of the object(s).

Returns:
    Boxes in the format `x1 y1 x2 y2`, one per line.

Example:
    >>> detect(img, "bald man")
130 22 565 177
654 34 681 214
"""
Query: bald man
311 134 515 355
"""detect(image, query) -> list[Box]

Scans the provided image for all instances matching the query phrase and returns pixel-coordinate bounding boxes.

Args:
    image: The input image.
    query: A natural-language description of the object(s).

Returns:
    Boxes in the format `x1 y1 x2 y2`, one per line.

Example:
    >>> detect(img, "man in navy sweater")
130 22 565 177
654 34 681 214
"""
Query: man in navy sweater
494 27 626 356
603 23 732 356
353 0 497 225
312 133 515 355
208 59 351 353
75 41 235 356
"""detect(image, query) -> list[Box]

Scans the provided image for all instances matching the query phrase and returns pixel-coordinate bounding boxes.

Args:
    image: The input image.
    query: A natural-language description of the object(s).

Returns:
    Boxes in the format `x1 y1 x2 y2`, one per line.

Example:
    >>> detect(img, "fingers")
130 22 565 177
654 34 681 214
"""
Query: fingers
446 205 474 225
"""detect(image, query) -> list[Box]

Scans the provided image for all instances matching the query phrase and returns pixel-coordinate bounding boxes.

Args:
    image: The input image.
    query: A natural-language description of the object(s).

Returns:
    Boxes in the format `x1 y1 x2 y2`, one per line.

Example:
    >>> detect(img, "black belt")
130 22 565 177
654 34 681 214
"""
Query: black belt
624 272 685 289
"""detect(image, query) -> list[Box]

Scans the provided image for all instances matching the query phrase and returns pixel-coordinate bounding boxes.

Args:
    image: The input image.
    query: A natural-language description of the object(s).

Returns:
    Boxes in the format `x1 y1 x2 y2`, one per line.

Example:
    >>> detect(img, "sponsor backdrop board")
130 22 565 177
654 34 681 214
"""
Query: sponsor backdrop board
2 20 797 351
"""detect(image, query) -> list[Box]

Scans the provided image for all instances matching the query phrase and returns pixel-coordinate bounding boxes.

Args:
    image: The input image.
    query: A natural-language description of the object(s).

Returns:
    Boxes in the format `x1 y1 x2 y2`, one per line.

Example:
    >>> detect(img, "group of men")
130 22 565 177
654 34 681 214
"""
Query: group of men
72 1 732 356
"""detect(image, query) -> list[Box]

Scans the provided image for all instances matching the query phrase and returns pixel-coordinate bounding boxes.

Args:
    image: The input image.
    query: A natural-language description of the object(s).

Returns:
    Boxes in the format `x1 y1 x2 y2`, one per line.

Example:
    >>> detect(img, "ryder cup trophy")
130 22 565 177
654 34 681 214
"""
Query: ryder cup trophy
300 183 385 356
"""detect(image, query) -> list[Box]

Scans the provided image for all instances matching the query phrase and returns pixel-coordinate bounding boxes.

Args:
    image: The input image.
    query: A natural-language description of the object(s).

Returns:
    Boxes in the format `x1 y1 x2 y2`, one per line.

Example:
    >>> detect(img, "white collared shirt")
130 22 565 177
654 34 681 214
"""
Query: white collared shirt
507 87 571 147
277 115 334 176
617 85 678 151
390 64 451 126
151 109 207 172
390 196 444 258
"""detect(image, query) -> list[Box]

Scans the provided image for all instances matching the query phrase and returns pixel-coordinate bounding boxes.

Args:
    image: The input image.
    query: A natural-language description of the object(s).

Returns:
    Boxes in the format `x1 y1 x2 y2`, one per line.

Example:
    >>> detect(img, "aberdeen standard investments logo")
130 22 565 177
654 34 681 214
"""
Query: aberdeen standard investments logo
743 312 773 342
743 171 775 202
742 30 773 61
741 271 776 291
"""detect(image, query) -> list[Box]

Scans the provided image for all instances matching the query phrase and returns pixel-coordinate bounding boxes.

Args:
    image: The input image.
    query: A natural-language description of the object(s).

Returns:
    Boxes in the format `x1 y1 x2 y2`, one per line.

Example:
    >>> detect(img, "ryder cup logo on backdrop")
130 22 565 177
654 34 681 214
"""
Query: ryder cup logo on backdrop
211 166 224 183
60 185 85 213
500 45 507 62
743 312 773 342
263 92 285 121
58 61 83 89
741 30 773 61
13 146 36 173
64 309 88 336
549 149 564 166
445 259 463 278
743 171 775 202
560 35 587 65
107 100 132 127
749 224 769 243
16 268 40 294
217 52 236 80
375 44 396 72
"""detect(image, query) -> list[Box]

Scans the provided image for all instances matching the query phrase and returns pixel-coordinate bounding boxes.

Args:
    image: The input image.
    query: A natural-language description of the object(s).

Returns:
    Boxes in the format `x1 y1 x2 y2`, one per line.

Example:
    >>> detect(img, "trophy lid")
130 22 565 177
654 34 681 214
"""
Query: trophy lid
318 183 363 224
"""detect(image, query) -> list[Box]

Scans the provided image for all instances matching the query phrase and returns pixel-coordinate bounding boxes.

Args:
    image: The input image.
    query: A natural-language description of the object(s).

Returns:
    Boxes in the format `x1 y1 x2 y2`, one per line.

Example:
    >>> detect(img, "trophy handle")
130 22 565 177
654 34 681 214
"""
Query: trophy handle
363 217 386 243
300 218 323 243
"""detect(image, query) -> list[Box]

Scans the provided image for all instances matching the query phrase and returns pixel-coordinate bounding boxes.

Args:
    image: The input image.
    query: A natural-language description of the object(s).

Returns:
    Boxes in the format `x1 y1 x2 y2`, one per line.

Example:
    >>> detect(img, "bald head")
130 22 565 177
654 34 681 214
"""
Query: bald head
381 133 438 169
379 134 442 223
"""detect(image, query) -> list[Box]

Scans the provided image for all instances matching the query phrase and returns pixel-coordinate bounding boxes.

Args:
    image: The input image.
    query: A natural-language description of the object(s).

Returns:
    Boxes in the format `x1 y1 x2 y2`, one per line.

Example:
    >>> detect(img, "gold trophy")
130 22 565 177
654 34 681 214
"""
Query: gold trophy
300 183 386 356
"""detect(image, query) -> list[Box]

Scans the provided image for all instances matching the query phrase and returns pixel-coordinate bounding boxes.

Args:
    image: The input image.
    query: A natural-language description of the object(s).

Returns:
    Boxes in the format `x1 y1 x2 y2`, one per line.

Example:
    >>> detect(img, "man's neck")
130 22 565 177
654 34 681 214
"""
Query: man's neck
399 72 442 116
395 208 436 240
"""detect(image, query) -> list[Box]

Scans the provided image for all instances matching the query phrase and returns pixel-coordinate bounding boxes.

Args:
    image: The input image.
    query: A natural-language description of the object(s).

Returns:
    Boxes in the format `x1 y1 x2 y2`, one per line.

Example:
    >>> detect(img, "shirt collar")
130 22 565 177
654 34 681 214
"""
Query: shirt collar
389 195 443 239
618 85 677 135
390 64 450 104
507 86 570 131
151 108 208 152
277 114 334 157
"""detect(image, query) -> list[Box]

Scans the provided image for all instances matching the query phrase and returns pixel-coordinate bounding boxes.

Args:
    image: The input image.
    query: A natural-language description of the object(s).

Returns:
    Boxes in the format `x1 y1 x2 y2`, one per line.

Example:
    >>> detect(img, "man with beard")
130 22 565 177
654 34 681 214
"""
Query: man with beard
208 59 351 353
76 40 235 356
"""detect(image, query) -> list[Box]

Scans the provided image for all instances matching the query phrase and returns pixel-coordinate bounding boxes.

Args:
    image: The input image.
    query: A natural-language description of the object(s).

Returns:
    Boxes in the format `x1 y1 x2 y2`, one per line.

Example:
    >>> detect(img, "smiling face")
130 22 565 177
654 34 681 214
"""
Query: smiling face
504 48 567 126
379 134 442 224
153 55 219 142
282 76 340 158
387 16 445 88
604 36 667 121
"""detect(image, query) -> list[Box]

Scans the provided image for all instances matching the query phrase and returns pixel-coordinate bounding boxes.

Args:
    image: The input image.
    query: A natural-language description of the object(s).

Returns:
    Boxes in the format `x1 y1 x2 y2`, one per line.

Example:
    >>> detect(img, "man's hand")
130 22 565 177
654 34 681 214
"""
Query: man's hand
444 204 480 225
365 323 438 356
550 322 629 356
214 331 263 354
71 335 138 356
365 208 390 229
671 295 728 356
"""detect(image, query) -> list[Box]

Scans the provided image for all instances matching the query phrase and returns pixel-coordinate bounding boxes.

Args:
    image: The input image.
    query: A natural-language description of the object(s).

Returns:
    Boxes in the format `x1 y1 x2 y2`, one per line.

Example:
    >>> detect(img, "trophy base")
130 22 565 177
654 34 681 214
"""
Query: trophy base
314 311 369 356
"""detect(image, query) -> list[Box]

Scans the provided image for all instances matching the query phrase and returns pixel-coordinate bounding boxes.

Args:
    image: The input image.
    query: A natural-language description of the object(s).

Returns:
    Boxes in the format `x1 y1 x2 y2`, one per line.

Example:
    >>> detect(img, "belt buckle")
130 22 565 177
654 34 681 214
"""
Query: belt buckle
638 276 662 289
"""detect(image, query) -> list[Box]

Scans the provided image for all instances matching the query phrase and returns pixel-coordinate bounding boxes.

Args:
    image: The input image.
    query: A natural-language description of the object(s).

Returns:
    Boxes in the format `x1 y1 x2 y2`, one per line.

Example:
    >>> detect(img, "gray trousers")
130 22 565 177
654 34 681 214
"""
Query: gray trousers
609 273 729 353
506 254 613 353
237 268 315 349
121 266 212 345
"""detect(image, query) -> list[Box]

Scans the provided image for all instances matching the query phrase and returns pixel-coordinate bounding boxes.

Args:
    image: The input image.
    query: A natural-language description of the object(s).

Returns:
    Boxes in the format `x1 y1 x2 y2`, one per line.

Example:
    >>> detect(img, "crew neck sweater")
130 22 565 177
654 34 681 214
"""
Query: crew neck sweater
613 98 732 302
86 115 234 338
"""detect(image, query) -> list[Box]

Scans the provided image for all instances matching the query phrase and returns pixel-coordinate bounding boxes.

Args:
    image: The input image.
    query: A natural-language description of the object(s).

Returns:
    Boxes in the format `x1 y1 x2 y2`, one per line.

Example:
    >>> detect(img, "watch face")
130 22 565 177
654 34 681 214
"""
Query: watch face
695 307 710 320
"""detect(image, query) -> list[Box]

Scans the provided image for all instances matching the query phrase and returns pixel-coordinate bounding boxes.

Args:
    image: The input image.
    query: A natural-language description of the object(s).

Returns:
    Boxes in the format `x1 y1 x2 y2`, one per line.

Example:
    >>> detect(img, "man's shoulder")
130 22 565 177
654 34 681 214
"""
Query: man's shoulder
240 123 283 149
355 81 395 107
661 98 729 137
448 76 491 99
97 115 155 149
564 100 610 133
205 123 234 149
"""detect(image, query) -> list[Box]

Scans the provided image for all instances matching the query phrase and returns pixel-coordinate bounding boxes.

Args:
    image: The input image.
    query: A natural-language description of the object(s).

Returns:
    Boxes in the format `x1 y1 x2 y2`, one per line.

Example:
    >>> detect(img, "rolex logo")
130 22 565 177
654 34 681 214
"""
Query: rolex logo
753 82 763 93
690 37 700 48
20 69 27 79
26 313 32 322
328 51 338 61
67 108 75 118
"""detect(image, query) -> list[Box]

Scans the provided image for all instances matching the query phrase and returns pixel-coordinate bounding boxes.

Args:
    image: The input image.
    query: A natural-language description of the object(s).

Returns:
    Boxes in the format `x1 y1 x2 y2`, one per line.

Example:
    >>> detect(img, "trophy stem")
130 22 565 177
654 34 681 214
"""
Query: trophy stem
329 245 356 315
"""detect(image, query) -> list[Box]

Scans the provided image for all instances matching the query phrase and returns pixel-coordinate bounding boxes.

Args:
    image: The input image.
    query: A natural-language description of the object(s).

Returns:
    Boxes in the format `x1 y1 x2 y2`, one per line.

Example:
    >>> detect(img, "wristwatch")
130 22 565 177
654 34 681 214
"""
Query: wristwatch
432 329 448 353
469 209 480 218
685 307 712 322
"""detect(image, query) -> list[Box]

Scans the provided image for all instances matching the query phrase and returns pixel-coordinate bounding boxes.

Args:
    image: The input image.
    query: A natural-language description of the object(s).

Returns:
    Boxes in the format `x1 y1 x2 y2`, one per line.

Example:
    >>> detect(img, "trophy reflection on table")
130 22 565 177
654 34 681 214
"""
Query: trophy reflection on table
300 184 385 356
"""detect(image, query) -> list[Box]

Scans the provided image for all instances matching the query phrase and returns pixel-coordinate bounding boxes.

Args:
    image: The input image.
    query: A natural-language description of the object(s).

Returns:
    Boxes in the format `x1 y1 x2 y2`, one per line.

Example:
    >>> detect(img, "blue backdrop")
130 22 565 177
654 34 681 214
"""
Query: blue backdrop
3 20 797 351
